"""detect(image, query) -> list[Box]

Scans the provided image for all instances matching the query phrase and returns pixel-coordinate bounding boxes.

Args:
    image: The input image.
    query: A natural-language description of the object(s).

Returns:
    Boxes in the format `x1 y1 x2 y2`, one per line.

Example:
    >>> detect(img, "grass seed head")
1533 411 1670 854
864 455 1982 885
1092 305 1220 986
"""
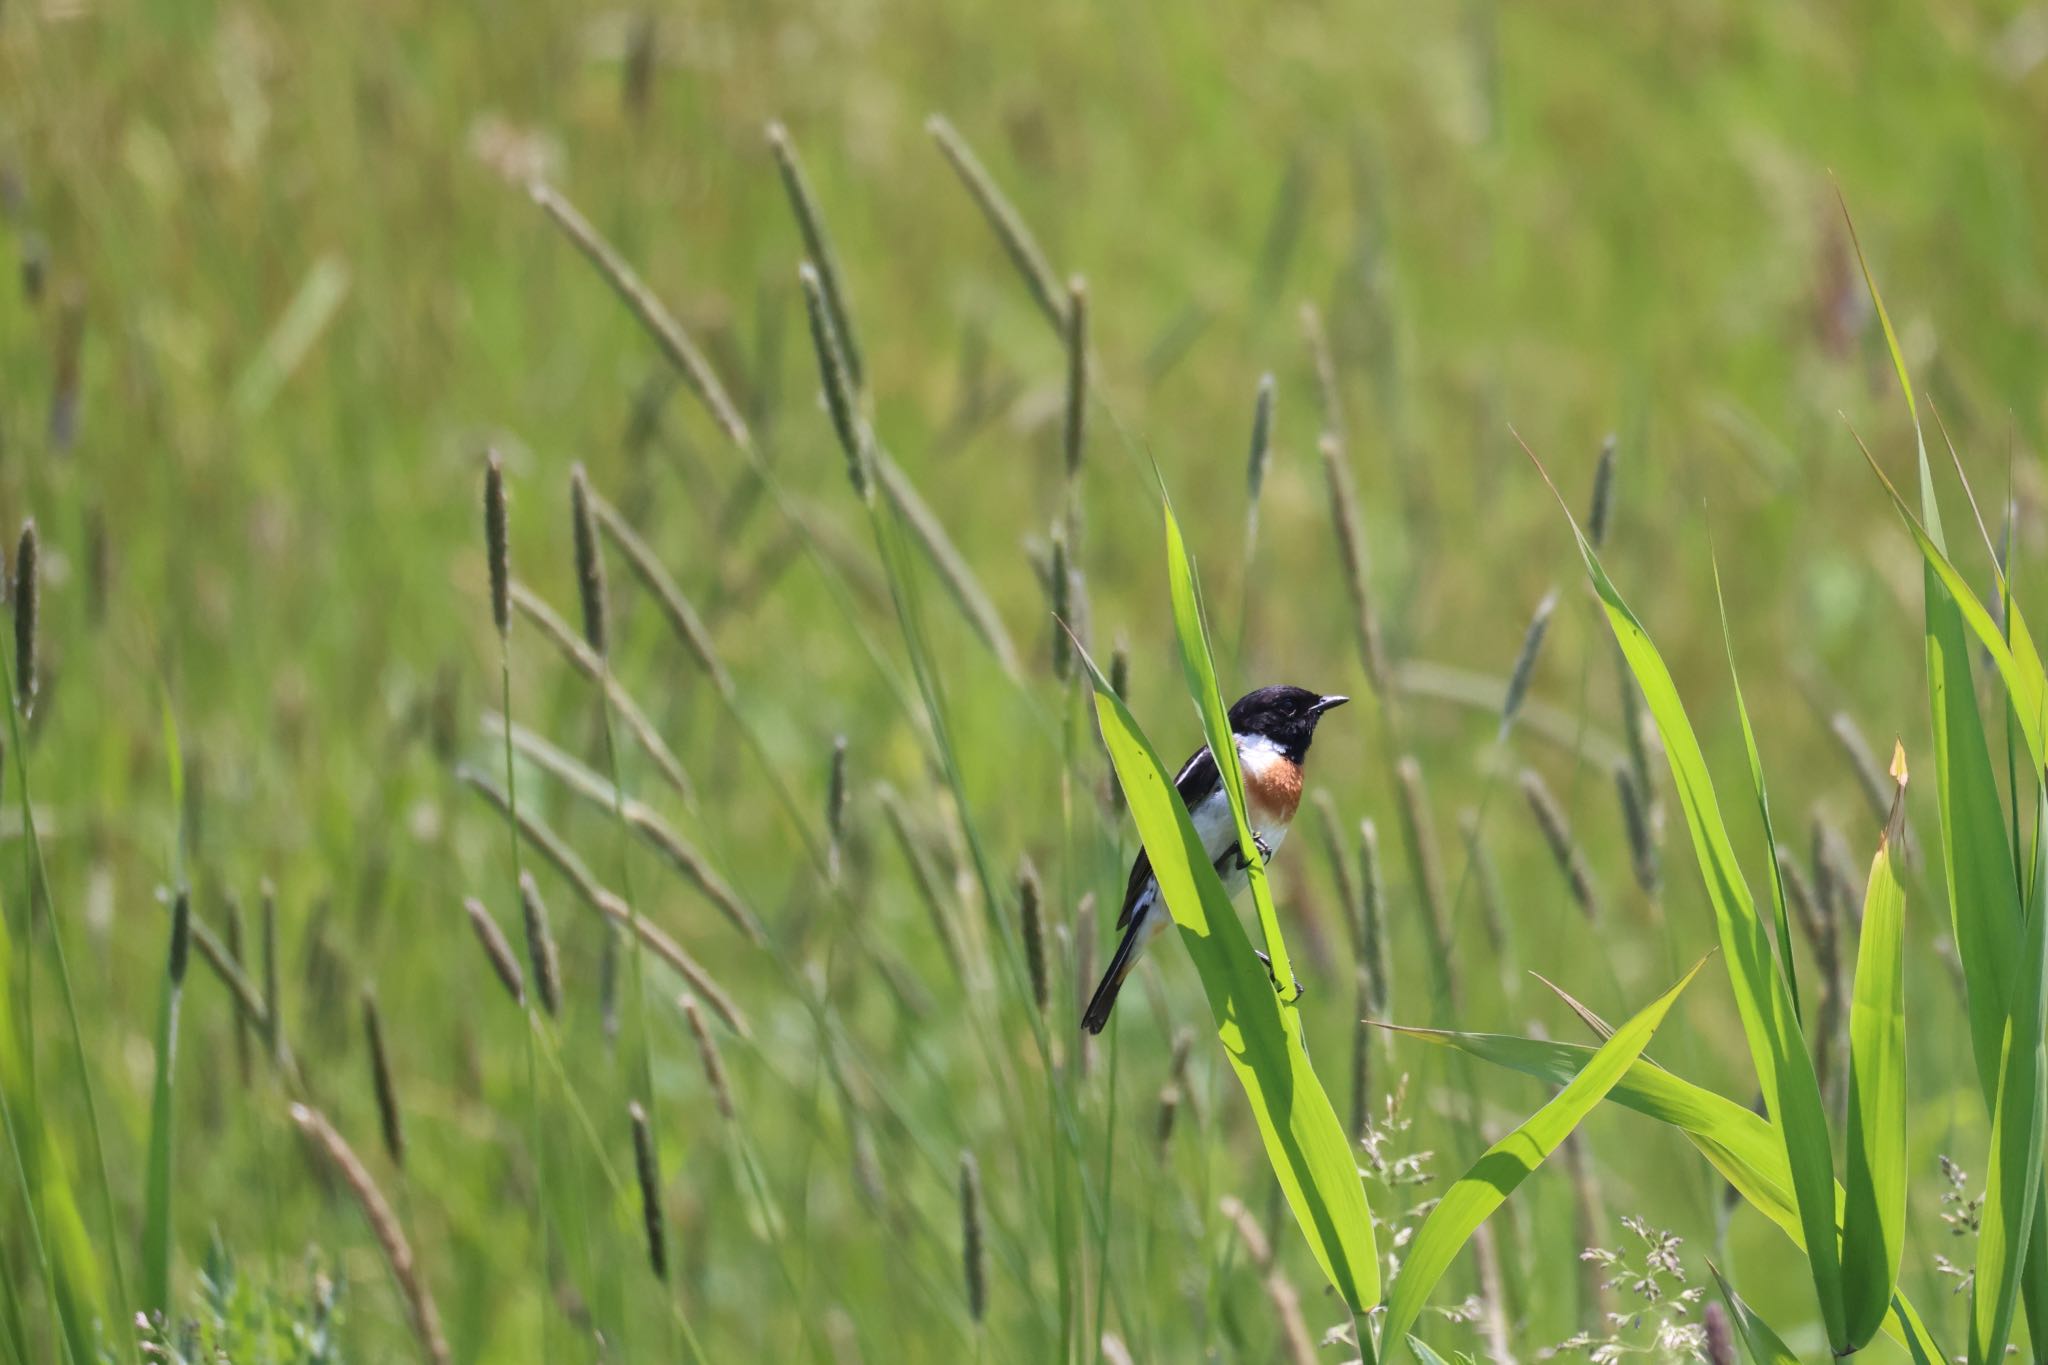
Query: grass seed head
959 1150 987 1323
261 880 282 1058
569 464 609 658
167 888 191 986
517 871 561 1017
1062 275 1088 484
462 896 525 1007
1614 762 1662 896
926 114 1068 333
1049 525 1072 680
361 987 404 1168
799 261 870 497
1499 588 1558 739
484 451 510 637
1587 433 1618 549
1357 816 1389 1016
1521 767 1601 921
679 993 735 1120
1245 372 1277 504
1017 857 1047 1013
1702 1302 1734 1365
767 121 864 389
629 1100 668 1280
12 519 36 715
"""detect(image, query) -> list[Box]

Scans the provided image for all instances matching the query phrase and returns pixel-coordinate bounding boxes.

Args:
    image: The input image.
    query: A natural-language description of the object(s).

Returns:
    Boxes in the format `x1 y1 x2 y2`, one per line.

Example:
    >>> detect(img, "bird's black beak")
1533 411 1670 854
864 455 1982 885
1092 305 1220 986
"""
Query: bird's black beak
1310 694 1350 716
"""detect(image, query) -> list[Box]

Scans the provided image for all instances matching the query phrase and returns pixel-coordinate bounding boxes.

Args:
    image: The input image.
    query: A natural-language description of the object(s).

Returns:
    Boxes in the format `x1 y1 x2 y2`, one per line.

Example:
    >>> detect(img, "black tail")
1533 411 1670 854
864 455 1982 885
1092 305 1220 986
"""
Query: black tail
1081 920 1144 1034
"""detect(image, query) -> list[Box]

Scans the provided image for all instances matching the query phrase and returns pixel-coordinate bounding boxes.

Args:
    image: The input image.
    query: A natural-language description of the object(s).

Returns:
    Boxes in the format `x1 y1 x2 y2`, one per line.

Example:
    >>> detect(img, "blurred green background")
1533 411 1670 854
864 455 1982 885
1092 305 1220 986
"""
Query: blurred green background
3 0 2047 1358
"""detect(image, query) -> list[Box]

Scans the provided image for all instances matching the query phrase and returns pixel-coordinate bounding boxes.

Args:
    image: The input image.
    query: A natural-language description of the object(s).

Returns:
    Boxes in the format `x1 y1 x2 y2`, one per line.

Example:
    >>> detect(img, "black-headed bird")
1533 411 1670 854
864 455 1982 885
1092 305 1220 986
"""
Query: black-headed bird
1082 685 1348 1034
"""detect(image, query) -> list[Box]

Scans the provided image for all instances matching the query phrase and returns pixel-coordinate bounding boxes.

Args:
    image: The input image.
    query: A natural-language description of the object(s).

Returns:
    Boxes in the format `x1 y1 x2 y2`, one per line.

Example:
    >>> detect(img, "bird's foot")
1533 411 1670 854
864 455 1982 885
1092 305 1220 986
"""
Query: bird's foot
1252 948 1304 1001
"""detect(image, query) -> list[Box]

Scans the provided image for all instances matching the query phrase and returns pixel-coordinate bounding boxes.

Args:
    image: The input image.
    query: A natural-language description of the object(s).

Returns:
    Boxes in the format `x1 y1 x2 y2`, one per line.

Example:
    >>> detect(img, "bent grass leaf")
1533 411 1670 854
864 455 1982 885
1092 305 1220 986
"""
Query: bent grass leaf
1840 749 1908 1349
1528 446 1845 1347
1384 961 1702 1356
1080 647 1379 1314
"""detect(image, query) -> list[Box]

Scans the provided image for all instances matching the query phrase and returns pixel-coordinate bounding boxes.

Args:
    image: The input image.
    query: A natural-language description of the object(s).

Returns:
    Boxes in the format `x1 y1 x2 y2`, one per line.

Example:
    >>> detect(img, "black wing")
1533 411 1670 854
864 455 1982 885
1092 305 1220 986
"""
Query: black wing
1114 744 1222 929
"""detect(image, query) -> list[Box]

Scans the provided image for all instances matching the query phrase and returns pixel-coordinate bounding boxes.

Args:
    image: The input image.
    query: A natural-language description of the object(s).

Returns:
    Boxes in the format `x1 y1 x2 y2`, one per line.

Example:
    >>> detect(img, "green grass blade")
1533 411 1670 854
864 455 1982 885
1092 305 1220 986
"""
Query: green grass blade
1970 783 2048 1363
1840 754 1908 1349
1161 501 1295 1003
1844 197 2048 1343
1857 438 2048 770
1382 961 1700 1353
1079 646 1379 1311
1392 1026 1947 1361
1710 553 1801 1019
1527 446 1846 1346
1708 1263 1799 1364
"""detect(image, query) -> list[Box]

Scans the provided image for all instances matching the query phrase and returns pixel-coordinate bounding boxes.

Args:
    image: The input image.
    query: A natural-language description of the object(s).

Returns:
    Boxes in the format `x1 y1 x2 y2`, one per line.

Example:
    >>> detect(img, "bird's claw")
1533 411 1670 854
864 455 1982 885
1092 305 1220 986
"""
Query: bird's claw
1252 948 1304 1001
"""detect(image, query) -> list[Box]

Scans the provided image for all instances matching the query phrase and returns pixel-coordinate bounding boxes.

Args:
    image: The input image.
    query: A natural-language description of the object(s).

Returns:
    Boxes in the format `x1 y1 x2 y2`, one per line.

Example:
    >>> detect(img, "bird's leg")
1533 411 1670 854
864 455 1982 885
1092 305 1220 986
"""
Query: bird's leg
1251 948 1304 1001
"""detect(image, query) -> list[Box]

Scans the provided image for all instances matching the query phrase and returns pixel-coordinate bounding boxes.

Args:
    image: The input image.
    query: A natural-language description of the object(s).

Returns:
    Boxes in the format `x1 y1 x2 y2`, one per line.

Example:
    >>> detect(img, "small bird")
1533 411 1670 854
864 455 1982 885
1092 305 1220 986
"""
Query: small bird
1082 685 1349 1034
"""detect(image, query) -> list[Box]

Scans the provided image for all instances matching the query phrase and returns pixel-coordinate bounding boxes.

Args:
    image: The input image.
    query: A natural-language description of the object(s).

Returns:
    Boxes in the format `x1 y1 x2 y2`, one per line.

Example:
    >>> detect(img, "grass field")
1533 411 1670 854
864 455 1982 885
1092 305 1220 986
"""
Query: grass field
3 0 2048 1359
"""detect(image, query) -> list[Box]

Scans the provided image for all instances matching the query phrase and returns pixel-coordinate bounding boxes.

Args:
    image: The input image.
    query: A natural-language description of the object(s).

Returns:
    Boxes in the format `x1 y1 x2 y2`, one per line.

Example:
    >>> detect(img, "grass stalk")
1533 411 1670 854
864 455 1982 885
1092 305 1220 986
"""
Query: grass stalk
0 520 130 1339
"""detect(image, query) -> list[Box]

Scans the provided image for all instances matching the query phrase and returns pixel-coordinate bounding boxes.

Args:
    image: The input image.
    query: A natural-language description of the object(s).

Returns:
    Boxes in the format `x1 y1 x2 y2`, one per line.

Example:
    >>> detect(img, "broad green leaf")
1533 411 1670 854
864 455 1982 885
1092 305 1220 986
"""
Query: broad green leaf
1971 783 2048 1363
1538 473 1845 1345
1840 753 1908 1348
1082 652 1379 1311
1162 503 1296 1003
1382 962 1701 1353
1394 1026 1946 1361
1709 1263 1799 1364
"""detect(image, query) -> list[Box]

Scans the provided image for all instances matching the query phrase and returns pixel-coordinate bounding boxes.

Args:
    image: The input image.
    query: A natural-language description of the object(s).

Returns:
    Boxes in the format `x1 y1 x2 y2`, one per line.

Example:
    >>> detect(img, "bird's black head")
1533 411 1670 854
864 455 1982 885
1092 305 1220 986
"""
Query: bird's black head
1226 685 1349 762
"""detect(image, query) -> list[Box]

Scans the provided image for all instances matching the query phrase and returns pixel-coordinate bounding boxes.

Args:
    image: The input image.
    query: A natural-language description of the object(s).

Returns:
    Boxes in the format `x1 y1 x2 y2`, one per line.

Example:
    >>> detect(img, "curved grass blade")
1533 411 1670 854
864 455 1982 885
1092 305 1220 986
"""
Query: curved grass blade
1840 747 1908 1349
1078 644 1379 1313
1522 436 1845 1347
1708 1263 1799 1364
1162 502 1295 1004
1383 961 1701 1354
1710 552 1801 1020
1853 437 2048 771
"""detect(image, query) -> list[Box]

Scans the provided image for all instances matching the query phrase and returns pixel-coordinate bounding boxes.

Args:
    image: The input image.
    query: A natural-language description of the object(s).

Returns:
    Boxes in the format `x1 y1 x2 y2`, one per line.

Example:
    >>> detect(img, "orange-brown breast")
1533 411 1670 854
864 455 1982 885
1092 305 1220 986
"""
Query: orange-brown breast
1244 756 1303 826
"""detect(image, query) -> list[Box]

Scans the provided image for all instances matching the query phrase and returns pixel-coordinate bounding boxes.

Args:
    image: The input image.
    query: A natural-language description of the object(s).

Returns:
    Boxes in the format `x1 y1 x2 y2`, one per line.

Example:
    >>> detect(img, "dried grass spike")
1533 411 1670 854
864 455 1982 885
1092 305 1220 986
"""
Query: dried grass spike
289 1103 449 1363
679 993 735 1121
1245 373 1277 504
